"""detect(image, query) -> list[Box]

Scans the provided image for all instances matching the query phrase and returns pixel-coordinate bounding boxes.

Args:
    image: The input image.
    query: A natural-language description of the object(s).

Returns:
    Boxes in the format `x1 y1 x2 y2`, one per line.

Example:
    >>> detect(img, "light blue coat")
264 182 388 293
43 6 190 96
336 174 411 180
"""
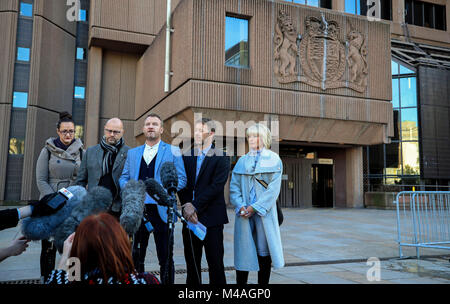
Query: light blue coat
119 141 187 223
230 148 284 271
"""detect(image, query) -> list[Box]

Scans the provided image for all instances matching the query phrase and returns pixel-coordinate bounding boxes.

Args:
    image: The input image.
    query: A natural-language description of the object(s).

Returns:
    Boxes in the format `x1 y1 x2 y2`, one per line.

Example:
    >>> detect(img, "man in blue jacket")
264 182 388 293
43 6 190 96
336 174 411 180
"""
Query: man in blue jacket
119 113 186 284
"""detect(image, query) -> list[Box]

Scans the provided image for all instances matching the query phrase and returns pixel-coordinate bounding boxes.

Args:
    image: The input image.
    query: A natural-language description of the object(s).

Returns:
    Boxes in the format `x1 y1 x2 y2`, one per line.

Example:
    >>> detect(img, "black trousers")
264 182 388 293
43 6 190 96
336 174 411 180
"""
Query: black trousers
182 224 226 285
132 204 174 284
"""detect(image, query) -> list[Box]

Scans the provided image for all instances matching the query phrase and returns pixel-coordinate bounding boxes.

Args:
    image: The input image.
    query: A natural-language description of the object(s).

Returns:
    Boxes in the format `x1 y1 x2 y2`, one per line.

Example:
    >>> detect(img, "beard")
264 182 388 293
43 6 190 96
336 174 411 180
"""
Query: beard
145 131 160 141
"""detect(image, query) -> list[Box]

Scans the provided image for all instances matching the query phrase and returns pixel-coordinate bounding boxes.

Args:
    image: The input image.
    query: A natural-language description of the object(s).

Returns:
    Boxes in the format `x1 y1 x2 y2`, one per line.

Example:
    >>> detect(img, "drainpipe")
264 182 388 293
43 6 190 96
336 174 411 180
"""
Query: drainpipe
164 0 173 93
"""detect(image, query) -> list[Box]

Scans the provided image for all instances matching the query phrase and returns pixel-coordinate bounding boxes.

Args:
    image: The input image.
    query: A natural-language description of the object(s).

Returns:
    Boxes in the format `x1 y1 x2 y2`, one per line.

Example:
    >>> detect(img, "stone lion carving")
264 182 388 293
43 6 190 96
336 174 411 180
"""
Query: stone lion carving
347 29 368 88
274 9 299 78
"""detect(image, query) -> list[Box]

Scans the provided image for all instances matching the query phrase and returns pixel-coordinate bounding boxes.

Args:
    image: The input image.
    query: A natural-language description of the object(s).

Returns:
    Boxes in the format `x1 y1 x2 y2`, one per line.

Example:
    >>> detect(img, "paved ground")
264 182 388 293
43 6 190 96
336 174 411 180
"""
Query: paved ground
1 207 449 284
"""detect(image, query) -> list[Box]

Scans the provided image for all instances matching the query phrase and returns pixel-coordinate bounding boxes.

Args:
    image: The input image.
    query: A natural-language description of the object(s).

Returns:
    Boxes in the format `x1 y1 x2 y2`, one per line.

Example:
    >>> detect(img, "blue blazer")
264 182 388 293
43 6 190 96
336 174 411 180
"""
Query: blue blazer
119 141 187 223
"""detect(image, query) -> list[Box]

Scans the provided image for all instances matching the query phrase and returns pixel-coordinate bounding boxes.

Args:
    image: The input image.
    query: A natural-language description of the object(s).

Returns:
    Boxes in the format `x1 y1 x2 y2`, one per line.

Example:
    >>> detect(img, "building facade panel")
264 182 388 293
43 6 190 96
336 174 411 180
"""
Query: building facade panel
28 17 76 112
21 107 60 199
418 65 450 179
100 50 138 121
34 0 77 36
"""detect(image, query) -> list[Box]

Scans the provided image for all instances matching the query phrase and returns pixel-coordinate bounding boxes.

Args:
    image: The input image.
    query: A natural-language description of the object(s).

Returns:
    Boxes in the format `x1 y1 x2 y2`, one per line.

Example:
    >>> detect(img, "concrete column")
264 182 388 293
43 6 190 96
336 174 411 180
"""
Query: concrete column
0 10 17 200
84 46 103 147
392 0 405 24
0 105 12 201
345 146 364 208
332 0 345 12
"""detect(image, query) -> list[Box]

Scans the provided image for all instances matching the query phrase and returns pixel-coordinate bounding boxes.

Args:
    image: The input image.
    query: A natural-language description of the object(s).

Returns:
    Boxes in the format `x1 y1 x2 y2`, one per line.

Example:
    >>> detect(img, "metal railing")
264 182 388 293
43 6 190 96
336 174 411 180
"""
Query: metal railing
395 191 450 258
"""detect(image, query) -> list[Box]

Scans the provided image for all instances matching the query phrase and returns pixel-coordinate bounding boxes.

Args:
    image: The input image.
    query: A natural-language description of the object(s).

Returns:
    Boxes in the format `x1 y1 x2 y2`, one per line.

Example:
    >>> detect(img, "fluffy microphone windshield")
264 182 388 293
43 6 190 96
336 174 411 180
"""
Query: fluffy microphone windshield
21 186 87 241
145 178 171 207
120 180 146 235
54 186 112 253
160 161 178 192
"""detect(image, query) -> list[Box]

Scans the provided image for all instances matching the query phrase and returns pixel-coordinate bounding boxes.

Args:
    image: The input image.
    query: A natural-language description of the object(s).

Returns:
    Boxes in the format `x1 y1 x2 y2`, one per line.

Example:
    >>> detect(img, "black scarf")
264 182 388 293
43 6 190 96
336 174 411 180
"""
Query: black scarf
54 138 75 151
100 136 124 175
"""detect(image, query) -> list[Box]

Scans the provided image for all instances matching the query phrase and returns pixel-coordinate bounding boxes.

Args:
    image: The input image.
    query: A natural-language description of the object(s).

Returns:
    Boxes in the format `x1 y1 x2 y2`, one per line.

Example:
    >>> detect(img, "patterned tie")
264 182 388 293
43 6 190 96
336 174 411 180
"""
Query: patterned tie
248 151 261 207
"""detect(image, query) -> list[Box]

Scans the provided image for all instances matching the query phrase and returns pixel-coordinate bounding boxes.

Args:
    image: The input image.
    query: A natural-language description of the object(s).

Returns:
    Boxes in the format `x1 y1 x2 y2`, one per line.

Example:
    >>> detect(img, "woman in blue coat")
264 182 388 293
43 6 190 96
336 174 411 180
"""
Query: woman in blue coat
230 123 284 284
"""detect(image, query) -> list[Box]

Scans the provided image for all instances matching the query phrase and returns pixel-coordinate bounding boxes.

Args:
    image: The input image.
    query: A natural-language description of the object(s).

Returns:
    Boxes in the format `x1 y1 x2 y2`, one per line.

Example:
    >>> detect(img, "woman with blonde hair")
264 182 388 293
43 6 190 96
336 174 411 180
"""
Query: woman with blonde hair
230 123 284 284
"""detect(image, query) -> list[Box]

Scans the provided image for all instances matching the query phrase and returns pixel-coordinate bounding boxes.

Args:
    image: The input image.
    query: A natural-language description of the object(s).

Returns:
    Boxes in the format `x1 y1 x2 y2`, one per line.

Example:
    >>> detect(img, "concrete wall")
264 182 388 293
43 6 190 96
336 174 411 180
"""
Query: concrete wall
89 0 181 52
134 0 393 145
21 0 77 200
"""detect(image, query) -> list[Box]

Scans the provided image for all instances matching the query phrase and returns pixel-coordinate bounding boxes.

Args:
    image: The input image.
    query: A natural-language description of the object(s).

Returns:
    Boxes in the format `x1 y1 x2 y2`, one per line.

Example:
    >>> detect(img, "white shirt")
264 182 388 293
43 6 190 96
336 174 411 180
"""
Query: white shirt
143 141 160 165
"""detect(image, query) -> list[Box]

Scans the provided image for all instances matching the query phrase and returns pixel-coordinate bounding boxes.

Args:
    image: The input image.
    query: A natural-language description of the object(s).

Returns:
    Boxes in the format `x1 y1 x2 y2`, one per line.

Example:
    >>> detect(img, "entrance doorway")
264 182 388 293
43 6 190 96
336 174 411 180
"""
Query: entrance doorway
311 164 334 208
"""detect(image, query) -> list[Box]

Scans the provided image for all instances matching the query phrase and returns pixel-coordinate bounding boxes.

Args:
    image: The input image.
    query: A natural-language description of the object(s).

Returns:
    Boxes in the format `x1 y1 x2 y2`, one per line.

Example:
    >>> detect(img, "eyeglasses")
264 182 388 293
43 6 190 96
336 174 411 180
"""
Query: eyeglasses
59 130 75 135
105 128 122 135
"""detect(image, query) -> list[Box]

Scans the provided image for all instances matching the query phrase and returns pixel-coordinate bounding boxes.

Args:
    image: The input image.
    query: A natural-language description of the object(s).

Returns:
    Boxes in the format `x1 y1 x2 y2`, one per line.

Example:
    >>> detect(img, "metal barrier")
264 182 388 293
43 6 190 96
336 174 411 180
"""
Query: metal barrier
395 191 450 258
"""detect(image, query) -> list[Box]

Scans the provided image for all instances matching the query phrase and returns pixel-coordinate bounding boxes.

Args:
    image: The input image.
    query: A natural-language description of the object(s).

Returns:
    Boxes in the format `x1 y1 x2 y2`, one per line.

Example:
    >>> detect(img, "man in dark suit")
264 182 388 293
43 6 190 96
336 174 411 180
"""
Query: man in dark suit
178 117 230 285
76 118 130 216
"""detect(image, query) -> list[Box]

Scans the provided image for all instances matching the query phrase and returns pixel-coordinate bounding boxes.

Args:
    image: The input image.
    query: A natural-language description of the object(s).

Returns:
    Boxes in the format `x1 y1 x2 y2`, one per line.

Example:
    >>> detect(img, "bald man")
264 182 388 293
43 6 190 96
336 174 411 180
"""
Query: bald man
76 118 130 216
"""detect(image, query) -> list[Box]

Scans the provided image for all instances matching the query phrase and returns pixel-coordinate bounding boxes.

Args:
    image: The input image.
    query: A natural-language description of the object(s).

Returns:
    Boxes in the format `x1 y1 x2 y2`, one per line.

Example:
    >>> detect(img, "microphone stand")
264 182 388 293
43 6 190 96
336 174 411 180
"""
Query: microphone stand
163 194 188 285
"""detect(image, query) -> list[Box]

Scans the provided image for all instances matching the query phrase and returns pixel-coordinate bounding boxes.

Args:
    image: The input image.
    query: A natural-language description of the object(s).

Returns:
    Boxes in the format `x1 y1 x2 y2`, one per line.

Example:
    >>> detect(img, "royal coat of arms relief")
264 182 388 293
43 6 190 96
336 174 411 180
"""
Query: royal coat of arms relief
274 10 300 80
274 9 368 93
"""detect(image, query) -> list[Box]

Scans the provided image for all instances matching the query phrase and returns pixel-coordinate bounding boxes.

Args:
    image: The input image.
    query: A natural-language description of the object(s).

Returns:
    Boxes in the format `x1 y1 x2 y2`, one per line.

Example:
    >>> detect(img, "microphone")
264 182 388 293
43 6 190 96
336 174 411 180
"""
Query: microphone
120 180 146 235
21 186 87 241
54 186 113 253
144 178 171 207
160 162 178 196
145 178 187 223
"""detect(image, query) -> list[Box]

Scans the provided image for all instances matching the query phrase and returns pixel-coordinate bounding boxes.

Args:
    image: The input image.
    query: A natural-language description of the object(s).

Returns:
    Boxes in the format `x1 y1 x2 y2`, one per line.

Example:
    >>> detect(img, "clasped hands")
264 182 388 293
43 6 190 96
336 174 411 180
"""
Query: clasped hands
239 206 255 219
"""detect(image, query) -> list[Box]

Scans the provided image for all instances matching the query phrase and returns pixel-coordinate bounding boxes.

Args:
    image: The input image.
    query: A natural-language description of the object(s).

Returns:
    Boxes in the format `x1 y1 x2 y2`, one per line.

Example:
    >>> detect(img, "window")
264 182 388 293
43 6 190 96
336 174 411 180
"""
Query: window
225 16 249 68
79 9 87 22
12 92 28 108
76 48 86 60
20 2 33 17
17 47 30 62
9 138 25 155
365 59 420 189
345 0 361 15
345 0 392 20
405 0 447 31
74 86 85 99
290 0 331 8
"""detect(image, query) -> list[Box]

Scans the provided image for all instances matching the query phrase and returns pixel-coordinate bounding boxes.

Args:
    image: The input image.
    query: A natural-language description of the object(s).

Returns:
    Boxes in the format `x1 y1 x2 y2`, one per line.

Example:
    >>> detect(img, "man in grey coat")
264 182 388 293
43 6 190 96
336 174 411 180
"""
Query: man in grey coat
76 118 130 215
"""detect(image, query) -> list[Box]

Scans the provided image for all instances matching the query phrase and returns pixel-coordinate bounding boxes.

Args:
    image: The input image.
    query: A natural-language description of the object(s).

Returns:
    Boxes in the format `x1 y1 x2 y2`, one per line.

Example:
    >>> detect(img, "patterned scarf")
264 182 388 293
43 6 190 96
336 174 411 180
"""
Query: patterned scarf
100 136 124 176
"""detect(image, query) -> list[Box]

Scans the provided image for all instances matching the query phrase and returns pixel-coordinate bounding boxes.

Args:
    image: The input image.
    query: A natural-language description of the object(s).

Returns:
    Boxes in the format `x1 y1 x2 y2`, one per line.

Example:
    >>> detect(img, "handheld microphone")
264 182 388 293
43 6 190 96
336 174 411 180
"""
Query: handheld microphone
21 186 87 241
160 162 178 196
120 180 146 235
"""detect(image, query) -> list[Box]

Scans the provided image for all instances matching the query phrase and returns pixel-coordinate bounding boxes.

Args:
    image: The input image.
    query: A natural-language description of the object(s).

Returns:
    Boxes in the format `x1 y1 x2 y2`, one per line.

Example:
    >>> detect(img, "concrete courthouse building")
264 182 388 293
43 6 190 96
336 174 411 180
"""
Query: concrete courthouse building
0 0 449 209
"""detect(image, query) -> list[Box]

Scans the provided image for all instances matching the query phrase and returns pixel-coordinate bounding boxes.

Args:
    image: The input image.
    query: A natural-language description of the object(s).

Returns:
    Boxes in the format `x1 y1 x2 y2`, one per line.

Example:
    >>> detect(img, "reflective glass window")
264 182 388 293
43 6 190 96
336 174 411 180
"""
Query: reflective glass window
399 77 417 107
76 48 85 60
401 108 419 141
20 2 33 17
74 86 85 99
225 16 249 68
12 92 28 108
392 78 399 108
402 142 420 175
17 47 30 62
